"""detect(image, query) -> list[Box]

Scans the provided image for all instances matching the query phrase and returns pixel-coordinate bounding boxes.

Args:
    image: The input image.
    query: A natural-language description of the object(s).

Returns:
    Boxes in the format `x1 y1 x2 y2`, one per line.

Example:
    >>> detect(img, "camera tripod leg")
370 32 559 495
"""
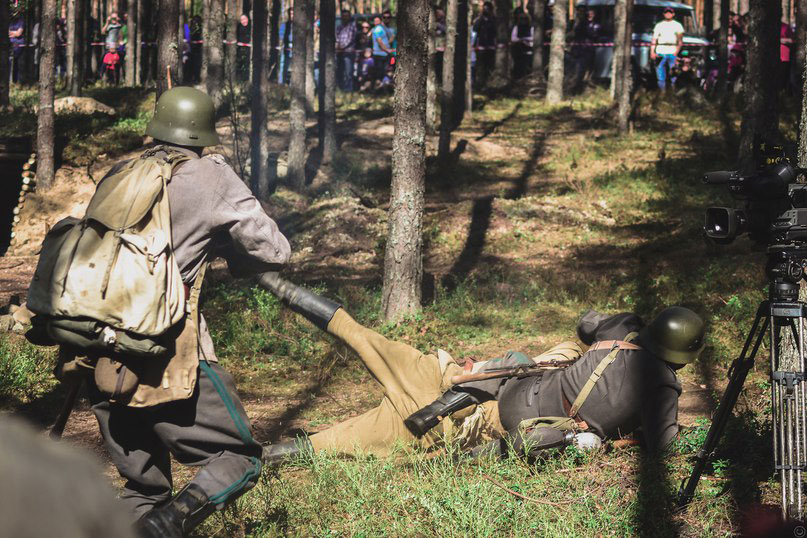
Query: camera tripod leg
677 302 770 510
771 310 807 520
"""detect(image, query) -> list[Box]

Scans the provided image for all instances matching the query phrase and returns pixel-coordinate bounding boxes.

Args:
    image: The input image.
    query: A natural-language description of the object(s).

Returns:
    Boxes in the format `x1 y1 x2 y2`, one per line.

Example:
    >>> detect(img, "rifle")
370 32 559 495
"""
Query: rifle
49 347 82 441
450 358 574 385
50 379 81 441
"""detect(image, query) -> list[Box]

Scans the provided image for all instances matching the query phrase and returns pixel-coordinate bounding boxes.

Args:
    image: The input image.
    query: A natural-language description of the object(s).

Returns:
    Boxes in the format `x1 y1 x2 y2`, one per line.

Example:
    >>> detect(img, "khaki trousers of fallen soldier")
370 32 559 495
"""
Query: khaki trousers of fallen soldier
309 309 506 456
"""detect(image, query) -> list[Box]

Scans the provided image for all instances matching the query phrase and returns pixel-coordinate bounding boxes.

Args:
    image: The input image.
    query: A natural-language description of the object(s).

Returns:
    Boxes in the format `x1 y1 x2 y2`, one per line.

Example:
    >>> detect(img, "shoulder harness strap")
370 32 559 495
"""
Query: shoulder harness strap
567 331 640 418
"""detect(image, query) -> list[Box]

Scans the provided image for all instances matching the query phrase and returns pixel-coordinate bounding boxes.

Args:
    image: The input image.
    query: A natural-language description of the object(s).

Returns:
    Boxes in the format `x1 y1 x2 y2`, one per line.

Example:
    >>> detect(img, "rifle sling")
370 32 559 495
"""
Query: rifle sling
567 333 639 418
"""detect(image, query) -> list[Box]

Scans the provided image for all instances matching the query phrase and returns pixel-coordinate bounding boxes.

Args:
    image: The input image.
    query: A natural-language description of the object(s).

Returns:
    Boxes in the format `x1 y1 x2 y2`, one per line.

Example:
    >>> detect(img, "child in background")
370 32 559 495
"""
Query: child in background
358 48 375 92
102 46 120 85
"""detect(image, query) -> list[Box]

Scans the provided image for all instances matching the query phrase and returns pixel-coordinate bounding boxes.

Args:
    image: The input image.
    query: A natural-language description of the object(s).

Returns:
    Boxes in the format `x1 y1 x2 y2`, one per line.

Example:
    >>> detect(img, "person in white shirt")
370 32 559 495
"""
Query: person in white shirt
650 8 684 91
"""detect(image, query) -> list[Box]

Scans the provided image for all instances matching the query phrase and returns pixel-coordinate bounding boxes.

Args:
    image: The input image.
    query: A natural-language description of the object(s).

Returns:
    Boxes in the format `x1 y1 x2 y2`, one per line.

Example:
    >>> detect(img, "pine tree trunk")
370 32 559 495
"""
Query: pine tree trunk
464 0 472 114
201 0 210 83
268 0 281 76
703 0 713 32
135 0 144 83
66 0 76 91
425 8 437 134
37 0 57 190
69 0 86 95
226 0 237 76
738 0 780 171
251 0 271 198
716 0 729 92
318 0 336 162
531 0 546 78
126 0 138 85
438 0 457 161
546 0 566 103
206 0 226 104
616 0 633 133
156 0 181 97
492 0 510 84
0 0 9 107
287 0 309 190
612 0 626 102
304 1 315 114
453 0 469 125
796 0 807 88
382 0 428 322
800 40 807 164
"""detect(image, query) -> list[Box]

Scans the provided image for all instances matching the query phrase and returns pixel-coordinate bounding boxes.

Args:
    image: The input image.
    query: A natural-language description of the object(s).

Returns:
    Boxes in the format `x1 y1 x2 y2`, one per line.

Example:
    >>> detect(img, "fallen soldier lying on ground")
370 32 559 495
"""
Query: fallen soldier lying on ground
258 274 705 463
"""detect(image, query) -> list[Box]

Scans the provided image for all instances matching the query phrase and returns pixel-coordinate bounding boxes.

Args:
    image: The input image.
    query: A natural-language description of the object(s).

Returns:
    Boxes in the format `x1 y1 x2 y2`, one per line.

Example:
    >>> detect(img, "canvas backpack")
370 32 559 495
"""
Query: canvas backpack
26 147 191 357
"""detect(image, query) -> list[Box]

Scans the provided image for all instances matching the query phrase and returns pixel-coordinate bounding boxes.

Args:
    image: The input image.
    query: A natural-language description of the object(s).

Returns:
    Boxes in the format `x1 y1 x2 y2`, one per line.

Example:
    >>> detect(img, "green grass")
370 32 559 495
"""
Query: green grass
0 335 57 403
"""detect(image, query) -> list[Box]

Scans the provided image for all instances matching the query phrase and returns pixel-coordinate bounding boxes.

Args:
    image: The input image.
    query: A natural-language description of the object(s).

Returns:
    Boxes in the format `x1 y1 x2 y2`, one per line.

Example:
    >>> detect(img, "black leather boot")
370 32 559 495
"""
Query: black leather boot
404 389 478 438
257 272 342 330
262 437 312 466
136 483 214 538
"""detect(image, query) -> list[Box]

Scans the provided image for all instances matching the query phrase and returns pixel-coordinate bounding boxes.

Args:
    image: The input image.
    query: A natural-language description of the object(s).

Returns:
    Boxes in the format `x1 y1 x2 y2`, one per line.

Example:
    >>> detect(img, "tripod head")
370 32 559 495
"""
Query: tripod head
766 246 807 303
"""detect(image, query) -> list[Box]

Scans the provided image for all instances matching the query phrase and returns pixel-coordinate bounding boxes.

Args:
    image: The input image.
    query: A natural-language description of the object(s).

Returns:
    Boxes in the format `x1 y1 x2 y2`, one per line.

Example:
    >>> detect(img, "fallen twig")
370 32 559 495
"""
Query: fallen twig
482 474 572 507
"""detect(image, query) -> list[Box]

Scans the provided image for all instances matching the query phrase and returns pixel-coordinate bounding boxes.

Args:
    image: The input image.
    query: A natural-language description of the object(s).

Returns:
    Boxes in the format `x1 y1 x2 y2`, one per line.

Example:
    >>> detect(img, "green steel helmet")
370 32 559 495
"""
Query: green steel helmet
638 306 705 365
145 87 220 147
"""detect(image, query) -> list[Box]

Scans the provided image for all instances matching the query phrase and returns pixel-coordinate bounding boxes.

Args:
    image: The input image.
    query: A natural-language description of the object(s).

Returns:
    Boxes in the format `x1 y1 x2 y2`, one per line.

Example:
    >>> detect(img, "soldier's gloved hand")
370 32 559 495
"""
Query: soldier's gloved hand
572 432 602 451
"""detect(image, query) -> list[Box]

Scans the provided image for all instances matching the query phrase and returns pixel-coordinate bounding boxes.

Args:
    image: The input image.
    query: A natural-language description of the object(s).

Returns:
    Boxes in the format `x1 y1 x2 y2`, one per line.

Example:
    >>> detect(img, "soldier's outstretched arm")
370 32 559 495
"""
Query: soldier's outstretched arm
257 272 341 331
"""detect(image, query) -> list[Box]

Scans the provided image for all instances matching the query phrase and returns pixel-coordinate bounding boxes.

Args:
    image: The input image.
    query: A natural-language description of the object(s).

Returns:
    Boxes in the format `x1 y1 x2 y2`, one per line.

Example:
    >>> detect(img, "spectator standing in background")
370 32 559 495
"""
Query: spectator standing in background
336 9 357 92
9 17 24 83
102 45 121 85
571 8 601 93
510 11 533 80
236 14 251 81
103 12 122 51
279 8 292 84
650 7 683 91
473 1 496 88
356 19 372 52
371 13 394 84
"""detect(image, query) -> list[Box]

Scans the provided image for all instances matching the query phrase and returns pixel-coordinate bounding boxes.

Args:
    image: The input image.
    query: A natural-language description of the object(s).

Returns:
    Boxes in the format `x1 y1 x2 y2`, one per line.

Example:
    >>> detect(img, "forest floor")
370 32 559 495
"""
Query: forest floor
1 82 804 536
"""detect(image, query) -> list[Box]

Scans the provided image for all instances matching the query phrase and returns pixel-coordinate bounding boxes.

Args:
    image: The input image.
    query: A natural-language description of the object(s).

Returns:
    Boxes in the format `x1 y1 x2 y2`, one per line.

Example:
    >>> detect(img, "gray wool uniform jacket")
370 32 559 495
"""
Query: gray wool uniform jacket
105 146 291 362
167 147 291 361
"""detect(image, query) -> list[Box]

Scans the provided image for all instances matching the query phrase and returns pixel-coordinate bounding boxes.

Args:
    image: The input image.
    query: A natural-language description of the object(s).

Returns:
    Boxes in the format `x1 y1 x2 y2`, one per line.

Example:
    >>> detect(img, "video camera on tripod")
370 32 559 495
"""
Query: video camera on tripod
703 147 807 247
678 144 807 521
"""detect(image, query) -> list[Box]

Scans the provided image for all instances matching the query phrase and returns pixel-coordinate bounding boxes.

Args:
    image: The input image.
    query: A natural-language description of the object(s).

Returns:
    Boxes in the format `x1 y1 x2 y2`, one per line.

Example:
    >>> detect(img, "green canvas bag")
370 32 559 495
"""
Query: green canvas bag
26 147 190 357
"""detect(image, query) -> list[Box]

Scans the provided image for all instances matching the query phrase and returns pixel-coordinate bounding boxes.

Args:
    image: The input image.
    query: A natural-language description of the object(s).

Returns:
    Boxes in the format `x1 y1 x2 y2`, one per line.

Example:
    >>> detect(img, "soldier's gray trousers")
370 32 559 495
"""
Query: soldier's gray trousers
89 361 262 520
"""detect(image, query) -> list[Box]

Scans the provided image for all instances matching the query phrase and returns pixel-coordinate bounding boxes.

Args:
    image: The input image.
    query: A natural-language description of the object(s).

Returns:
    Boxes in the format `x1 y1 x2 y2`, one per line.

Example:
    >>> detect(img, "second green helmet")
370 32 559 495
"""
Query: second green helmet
638 306 705 365
145 87 220 147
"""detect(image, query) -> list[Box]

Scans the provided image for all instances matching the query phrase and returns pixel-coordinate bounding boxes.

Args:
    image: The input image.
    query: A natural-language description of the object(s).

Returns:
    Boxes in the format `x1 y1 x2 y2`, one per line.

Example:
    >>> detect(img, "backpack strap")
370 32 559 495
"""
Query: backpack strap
567 331 640 418
186 262 208 316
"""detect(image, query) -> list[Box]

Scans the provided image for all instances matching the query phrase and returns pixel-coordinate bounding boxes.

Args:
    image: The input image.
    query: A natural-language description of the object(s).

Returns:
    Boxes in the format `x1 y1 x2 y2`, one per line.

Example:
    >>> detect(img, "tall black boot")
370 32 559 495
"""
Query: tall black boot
262 437 312 466
136 483 215 538
257 272 342 330
404 389 479 438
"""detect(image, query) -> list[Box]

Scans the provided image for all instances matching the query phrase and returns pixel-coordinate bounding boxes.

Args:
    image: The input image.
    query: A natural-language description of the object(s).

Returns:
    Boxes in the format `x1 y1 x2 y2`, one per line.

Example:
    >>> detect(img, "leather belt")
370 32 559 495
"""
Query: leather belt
588 339 641 351
562 395 590 430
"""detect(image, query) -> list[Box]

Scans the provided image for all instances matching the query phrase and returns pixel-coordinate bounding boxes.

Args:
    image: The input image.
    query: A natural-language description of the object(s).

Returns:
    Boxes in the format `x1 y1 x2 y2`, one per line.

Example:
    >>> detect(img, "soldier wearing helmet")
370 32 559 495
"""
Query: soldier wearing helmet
88 87 290 538
259 276 705 463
